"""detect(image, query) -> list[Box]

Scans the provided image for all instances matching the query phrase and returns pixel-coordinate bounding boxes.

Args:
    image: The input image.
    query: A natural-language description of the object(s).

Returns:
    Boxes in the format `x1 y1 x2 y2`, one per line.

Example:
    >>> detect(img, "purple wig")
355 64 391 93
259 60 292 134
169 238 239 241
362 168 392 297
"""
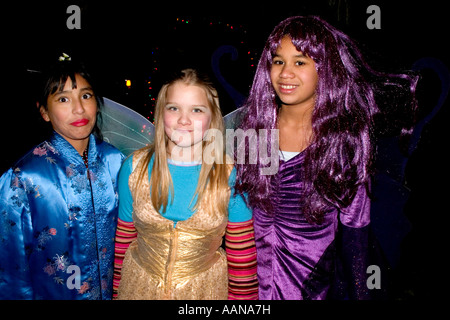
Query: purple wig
235 16 418 224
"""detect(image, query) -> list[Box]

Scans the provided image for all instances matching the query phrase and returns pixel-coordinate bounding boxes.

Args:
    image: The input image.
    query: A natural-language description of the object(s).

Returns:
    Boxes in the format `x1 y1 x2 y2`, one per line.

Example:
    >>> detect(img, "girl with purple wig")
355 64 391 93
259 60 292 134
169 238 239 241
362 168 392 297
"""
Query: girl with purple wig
234 16 418 300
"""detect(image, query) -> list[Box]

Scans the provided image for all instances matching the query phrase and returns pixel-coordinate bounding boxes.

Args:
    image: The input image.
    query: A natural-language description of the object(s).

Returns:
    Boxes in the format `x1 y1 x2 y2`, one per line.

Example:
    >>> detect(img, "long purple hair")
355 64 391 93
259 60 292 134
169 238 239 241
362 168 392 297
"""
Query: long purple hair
234 16 418 224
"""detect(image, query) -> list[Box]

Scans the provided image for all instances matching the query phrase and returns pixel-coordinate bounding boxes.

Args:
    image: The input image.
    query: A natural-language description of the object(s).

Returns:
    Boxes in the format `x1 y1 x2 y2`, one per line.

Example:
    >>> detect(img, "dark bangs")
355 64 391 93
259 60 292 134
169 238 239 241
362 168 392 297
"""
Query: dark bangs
44 72 78 100
39 60 103 109
38 58 104 140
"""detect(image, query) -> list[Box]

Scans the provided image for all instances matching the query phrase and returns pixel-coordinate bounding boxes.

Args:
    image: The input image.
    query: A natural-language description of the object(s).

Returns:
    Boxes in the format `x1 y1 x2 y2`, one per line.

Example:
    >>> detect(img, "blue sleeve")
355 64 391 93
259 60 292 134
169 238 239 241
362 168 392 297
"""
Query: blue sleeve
0 168 34 299
228 167 253 223
118 155 134 223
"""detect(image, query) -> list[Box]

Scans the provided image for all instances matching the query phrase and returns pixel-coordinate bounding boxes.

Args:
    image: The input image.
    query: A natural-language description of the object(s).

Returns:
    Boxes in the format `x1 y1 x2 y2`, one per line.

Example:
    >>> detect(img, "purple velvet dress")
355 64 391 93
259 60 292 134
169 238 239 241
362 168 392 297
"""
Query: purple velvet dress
254 151 372 300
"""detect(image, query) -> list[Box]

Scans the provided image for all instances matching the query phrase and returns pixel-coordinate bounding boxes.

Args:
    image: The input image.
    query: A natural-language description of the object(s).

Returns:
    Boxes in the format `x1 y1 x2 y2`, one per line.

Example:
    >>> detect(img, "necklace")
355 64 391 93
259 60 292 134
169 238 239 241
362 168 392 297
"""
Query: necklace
82 148 89 168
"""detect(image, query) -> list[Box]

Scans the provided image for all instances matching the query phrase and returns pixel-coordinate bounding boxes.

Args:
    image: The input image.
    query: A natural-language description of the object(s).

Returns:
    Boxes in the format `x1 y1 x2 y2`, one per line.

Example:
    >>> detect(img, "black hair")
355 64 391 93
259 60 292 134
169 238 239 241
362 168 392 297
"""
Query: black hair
38 57 103 140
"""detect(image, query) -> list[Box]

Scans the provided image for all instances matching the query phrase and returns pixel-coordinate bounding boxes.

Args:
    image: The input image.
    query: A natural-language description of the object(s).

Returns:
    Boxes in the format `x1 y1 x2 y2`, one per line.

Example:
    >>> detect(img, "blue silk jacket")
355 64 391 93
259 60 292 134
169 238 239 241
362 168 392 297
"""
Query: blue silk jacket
0 132 124 299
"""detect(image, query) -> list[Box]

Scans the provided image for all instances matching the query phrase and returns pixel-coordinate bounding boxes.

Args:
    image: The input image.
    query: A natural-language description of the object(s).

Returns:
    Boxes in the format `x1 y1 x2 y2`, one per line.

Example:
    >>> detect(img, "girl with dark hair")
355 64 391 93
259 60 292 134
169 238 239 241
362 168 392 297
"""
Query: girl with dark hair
234 16 418 299
0 54 124 299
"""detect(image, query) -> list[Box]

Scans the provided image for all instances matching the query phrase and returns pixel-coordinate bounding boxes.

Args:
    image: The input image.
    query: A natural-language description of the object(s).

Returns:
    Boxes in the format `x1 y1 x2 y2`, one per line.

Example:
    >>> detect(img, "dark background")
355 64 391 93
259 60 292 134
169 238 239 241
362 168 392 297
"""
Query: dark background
1 0 448 302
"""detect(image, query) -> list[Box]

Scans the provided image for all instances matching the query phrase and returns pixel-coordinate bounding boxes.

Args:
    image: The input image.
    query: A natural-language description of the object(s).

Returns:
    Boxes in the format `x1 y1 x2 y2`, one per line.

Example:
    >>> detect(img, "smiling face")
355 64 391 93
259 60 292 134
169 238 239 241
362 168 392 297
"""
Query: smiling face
163 82 212 161
40 73 97 154
270 36 319 110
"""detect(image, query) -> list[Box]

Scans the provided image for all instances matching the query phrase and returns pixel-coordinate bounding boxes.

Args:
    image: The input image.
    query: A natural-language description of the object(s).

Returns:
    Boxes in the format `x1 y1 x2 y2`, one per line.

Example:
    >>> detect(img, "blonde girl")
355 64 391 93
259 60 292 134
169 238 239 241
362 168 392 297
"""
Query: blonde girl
113 69 257 300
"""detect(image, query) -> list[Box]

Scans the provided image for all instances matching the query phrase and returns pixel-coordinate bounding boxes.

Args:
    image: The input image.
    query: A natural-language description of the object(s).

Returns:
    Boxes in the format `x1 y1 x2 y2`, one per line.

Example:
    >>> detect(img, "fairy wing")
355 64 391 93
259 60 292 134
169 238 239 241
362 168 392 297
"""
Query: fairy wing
98 96 243 157
223 106 245 130
223 106 246 157
98 98 154 156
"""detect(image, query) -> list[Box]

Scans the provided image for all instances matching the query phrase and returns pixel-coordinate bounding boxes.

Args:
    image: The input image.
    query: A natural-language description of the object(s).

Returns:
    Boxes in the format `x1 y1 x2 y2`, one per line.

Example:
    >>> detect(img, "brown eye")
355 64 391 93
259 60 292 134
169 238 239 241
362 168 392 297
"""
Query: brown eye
82 93 93 99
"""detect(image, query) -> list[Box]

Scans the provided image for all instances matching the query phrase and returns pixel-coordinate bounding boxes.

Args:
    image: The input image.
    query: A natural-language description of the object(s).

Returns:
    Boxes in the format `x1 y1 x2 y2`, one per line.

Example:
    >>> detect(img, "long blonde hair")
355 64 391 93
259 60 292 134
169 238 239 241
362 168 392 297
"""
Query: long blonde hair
136 69 230 215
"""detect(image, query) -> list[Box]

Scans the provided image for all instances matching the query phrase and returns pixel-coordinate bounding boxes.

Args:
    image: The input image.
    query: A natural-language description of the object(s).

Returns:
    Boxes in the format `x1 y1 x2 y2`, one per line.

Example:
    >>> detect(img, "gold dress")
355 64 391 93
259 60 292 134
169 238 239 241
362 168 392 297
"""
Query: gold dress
117 150 229 300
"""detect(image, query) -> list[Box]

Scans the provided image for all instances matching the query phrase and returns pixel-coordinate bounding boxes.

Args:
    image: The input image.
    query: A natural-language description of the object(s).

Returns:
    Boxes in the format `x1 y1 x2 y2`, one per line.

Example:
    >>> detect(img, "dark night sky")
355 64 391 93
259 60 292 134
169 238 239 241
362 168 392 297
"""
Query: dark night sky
1 0 449 302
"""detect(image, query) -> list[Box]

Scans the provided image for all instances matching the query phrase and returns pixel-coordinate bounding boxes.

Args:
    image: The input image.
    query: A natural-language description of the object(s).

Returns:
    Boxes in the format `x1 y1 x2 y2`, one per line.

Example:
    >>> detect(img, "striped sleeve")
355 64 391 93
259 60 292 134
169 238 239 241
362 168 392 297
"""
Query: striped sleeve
225 219 258 300
113 218 138 299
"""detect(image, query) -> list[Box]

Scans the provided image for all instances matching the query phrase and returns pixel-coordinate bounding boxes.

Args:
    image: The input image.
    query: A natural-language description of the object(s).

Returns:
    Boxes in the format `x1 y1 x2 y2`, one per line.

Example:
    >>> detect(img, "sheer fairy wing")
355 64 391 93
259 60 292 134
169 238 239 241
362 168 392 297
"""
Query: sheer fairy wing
224 106 245 130
98 98 154 156
99 96 243 157
223 107 246 156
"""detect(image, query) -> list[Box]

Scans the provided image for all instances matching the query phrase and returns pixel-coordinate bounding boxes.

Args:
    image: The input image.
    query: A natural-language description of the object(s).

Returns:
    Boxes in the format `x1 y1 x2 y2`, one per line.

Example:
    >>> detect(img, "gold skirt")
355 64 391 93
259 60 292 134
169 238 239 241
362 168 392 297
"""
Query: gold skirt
117 242 228 300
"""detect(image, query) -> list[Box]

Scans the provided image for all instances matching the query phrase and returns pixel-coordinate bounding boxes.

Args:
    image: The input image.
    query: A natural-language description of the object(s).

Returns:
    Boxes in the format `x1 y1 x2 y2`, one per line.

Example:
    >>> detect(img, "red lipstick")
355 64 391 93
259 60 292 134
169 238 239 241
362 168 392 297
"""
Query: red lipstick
71 119 89 127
